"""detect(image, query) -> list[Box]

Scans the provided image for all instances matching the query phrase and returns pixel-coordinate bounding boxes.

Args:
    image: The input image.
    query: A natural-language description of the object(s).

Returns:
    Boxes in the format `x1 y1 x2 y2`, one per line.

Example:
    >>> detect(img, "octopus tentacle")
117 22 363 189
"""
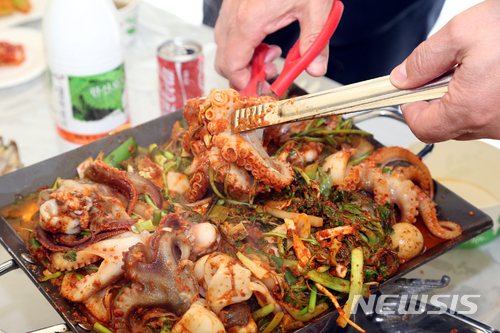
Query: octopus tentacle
208 146 252 196
85 160 139 215
367 147 434 200
417 190 462 239
183 88 294 199
396 165 432 197
51 251 101 271
339 165 419 224
59 231 148 303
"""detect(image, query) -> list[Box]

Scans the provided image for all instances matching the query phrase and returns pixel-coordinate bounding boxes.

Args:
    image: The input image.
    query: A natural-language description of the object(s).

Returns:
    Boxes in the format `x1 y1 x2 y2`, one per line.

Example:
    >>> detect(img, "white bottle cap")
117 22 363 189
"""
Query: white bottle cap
43 0 124 76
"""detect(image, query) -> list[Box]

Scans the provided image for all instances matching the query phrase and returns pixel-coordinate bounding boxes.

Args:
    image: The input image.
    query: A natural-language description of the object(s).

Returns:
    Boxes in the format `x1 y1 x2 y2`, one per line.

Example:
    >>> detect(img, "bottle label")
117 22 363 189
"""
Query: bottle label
48 64 130 146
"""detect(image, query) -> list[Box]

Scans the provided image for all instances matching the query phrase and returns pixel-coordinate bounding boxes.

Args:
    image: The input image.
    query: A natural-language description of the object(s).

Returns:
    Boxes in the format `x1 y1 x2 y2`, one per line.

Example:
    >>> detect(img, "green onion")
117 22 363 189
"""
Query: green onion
277 237 285 257
163 161 177 172
153 209 162 224
93 323 114 333
262 312 284 333
115 283 131 302
270 255 283 268
224 198 257 208
163 150 174 160
337 247 364 328
223 165 230 197
347 151 372 166
292 166 310 185
252 303 275 321
162 168 170 198
191 124 204 138
284 321 305 331
144 194 159 210
103 137 138 168
29 238 41 250
209 166 226 199
131 219 156 233
300 238 319 246
282 303 329 322
304 162 318 180
308 284 318 313
300 306 308 316
306 270 350 293
41 271 62 282
261 232 286 238
323 135 338 147
148 143 158 153
81 266 99 271
51 177 61 189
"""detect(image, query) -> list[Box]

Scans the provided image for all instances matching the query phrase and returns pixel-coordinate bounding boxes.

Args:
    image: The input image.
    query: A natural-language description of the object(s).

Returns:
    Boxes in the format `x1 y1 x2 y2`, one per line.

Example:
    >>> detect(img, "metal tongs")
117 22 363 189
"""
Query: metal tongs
232 68 454 133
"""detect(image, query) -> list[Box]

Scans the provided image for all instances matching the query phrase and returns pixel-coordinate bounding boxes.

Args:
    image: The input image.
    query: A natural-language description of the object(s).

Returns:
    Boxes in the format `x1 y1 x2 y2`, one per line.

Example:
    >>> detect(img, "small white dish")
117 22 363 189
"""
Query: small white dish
0 27 45 89
0 0 47 29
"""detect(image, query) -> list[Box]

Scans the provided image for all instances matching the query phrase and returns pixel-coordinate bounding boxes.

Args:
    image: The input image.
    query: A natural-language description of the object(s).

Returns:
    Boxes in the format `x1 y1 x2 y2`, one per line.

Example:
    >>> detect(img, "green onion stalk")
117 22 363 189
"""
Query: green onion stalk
103 137 138 168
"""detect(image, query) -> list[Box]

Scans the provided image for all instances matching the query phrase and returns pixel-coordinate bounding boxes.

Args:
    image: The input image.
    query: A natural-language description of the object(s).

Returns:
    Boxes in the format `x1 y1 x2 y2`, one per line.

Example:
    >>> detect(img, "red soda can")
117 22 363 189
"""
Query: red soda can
157 38 204 115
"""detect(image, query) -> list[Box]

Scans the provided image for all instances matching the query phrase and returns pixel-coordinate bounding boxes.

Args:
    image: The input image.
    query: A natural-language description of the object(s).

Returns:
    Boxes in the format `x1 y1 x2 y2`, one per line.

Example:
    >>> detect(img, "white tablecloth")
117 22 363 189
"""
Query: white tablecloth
0 1 499 332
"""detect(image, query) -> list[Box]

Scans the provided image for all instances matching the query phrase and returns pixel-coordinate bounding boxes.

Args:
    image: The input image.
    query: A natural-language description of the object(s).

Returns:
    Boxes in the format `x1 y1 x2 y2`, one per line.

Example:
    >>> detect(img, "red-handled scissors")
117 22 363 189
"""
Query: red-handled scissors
239 0 344 98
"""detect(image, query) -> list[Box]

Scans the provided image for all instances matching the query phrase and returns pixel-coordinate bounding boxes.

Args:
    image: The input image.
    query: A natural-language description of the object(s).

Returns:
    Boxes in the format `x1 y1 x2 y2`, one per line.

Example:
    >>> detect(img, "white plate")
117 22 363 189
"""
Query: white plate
0 27 45 89
0 0 46 29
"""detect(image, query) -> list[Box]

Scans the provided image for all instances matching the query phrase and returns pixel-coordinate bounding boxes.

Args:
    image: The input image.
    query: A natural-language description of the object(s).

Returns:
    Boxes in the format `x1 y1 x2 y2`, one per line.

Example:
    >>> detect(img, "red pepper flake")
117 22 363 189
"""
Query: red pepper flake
469 211 475 216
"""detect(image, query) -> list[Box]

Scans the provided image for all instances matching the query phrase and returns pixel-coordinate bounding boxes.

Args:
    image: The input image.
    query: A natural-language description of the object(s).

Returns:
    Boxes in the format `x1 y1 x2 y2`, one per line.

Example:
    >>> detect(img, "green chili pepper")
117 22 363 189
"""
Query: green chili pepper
103 137 138 168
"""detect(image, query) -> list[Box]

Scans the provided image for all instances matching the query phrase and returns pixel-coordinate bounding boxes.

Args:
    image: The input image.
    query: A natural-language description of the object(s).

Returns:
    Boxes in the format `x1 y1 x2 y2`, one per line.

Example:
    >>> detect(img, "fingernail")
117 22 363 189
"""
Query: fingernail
392 61 407 85
307 55 327 76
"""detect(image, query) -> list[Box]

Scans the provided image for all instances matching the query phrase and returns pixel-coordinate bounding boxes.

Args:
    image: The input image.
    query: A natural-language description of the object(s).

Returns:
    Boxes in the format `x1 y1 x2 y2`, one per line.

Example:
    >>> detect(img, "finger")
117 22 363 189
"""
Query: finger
306 45 329 77
298 0 334 77
265 45 282 62
214 6 268 89
260 81 272 95
390 22 461 89
401 99 467 143
265 62 279 80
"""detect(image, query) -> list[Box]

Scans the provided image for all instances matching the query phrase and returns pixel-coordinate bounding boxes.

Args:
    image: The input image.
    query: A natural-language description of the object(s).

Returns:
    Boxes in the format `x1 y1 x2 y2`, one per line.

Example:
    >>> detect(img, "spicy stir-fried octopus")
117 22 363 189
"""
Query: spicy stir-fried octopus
9 88 462 332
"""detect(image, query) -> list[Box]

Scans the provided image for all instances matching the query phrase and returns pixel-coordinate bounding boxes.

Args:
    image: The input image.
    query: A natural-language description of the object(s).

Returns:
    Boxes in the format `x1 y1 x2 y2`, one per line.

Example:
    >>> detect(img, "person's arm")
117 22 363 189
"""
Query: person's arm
214 0 333 93
390 0 500 143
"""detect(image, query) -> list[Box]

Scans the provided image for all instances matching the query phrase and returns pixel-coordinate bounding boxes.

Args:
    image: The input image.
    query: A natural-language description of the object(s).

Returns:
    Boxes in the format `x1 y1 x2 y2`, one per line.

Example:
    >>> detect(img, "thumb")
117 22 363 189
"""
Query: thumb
298 0 333 77
390 27 459 89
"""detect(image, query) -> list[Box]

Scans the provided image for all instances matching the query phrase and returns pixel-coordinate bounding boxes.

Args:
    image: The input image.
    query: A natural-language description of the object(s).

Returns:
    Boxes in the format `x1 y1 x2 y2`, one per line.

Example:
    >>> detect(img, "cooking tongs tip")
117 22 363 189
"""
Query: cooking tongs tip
232 68 455 133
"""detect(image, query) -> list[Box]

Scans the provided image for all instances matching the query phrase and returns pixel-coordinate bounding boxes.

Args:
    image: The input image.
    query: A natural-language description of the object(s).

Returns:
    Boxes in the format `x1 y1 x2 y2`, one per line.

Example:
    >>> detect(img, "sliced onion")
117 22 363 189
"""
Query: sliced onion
127 172 163 209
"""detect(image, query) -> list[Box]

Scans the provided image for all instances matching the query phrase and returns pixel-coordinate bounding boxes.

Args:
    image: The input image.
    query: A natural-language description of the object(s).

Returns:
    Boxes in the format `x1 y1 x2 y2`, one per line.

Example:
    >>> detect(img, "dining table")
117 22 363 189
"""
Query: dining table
1 1 500 332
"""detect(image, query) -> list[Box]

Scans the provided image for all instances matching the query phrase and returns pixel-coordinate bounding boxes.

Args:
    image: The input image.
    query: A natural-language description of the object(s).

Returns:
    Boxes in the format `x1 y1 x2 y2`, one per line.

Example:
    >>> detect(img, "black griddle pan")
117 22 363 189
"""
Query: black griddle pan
0 83 493 332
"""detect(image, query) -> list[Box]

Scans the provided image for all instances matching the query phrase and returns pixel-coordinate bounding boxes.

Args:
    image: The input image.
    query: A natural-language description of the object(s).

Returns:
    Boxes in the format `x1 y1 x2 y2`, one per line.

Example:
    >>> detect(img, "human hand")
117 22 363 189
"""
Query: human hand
390 0 500 143
214 0 333 93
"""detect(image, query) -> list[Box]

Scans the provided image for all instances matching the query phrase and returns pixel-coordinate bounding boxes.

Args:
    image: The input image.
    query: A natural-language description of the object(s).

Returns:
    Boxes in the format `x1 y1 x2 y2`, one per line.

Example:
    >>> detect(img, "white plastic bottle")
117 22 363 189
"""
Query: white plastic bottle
43 0 130 152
